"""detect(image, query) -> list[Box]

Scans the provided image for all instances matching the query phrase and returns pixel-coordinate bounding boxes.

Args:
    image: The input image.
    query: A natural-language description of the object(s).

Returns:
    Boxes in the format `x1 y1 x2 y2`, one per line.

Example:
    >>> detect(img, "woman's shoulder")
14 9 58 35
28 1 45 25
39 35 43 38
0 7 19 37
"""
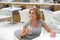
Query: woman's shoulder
25 21 30 24
24 21 30 27
38 19 45 24
38 19 43 22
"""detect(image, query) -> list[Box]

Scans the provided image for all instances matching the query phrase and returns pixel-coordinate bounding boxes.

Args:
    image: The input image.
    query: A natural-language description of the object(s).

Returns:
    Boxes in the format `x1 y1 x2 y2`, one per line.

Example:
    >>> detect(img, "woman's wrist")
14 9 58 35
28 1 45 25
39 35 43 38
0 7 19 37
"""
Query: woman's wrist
50 30 55 34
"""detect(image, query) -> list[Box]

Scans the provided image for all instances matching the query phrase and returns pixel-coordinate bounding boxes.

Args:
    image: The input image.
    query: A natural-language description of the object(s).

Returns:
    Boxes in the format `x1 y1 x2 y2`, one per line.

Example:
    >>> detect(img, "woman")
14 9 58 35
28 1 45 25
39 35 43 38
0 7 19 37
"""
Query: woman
14 8 56 40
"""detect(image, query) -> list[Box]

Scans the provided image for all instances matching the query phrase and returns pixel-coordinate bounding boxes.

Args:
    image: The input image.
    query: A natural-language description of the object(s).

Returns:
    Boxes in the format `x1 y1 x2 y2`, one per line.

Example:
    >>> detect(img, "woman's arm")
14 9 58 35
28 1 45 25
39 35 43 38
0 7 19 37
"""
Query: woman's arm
42 23 56 37
21 26 30 35
42 23 51 32
20 26 30 38
21 26 26 33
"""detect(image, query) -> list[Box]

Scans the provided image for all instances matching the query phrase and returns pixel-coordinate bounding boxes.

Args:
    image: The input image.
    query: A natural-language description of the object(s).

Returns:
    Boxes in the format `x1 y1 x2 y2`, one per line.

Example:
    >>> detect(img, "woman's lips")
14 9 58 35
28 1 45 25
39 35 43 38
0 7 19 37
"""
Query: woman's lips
29 16 33 17
29 16 33 20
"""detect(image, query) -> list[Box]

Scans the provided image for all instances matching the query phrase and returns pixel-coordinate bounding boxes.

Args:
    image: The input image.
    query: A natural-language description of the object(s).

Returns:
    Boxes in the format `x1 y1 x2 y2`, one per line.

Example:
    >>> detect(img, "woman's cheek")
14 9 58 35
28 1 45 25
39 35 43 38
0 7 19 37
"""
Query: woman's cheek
29 17 33 20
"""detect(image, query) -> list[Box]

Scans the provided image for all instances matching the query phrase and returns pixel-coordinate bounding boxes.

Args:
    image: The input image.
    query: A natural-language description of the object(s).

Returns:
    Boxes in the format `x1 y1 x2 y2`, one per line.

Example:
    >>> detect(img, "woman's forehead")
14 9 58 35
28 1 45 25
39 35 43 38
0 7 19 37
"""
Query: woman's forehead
30 10 35 12
30 10 34 12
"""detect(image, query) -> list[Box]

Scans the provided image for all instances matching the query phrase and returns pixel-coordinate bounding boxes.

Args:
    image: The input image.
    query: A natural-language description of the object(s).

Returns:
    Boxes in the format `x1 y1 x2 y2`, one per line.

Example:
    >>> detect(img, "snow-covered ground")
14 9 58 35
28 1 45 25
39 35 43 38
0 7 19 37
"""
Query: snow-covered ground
0 22 24 40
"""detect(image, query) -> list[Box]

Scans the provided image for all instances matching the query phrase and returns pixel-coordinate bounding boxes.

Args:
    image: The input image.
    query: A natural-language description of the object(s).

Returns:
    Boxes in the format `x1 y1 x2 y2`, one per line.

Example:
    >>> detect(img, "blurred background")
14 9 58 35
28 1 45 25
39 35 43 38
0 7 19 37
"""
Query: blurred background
0 0 60 40
0 0 60 3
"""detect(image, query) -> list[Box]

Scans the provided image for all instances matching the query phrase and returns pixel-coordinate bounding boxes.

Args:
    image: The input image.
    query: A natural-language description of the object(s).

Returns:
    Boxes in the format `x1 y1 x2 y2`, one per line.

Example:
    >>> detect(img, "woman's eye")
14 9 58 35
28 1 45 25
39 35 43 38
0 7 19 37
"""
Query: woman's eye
29 13 34 14
32 13 34 14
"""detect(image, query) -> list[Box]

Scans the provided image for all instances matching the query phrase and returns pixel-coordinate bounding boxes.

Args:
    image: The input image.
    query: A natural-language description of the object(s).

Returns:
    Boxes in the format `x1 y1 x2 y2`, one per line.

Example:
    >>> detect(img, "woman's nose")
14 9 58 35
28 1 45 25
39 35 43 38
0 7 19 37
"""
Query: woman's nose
29 13 33 16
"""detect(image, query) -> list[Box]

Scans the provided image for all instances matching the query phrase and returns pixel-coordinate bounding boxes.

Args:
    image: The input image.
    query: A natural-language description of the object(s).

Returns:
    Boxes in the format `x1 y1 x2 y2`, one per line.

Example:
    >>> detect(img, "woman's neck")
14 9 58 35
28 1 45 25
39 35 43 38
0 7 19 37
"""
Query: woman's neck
30 19 39 28
30 19 38 23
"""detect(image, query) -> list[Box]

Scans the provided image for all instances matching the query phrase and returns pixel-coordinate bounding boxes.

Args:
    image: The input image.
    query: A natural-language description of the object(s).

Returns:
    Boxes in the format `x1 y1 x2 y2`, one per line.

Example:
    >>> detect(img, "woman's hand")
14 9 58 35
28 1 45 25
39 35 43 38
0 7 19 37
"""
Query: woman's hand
20 33 27 38
50 30 56 38
43 23 56 38
20 28 30 38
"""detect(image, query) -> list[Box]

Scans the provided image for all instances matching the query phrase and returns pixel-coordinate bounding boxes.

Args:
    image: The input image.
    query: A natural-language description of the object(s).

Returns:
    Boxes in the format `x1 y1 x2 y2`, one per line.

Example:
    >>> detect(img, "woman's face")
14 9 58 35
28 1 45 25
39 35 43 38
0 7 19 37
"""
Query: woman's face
29 10 37 20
